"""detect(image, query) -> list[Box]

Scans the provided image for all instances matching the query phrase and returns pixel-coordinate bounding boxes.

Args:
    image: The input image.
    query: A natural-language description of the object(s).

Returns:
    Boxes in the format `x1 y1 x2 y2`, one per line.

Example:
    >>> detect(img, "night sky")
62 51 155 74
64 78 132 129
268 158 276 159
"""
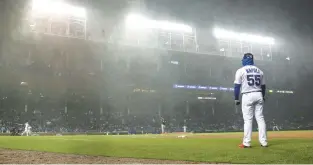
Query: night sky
145 0 313 35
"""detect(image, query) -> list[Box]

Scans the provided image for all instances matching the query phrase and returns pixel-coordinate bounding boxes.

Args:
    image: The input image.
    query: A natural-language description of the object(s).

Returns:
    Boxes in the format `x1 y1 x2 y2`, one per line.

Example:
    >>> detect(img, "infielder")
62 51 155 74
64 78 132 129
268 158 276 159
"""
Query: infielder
234 53 268 148
161 117 166 134
21 122 31 136
273 125 280 131
183 125 187 133
271 119 280 131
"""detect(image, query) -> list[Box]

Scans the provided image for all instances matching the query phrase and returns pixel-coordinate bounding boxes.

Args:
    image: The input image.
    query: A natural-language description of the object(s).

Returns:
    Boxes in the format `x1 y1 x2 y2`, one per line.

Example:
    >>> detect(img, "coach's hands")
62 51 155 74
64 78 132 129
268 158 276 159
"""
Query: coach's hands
235 100 241 105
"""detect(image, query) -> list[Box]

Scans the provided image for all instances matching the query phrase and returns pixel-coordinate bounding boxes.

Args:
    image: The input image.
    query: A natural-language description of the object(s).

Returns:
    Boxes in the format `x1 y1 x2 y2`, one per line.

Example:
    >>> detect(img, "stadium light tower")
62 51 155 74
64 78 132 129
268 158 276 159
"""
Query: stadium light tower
212 27 275 61
125 13 192 33
125 14 150 30
212 28 275 45
122 13 197 52
31 0 87 18
29 0 87 39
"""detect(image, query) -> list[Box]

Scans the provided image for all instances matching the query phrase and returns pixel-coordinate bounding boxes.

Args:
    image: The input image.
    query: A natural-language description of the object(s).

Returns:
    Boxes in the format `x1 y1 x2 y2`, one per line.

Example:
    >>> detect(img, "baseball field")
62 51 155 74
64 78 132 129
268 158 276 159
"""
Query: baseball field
0 131 313 164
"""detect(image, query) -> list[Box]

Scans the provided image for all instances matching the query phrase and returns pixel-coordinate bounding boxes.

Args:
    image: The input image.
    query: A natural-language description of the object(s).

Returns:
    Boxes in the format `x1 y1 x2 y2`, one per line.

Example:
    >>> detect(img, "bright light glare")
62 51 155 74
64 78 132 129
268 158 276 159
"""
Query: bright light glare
125 14 150 30
213 28 275 45
125 13 192 33
32 0 86 18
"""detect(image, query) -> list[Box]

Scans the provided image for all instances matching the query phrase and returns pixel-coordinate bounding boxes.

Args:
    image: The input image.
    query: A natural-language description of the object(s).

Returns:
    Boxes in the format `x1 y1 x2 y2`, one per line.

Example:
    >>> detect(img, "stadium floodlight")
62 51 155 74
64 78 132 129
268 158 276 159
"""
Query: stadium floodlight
31 0 86 18
20 82 28 86
156 20 192 33
125 13 150 30
212 28 275 45
125 13 192 33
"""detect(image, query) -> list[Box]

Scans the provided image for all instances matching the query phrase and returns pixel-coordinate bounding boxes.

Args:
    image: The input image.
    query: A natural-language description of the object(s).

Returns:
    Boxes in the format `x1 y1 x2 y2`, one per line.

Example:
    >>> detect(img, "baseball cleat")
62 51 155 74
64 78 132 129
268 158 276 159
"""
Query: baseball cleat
238 144 251 148
261 145 268 147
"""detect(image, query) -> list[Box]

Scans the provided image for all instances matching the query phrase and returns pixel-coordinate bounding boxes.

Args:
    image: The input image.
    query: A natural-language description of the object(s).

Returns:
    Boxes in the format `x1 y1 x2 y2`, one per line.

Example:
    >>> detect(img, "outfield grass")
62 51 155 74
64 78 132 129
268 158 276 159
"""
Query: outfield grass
0 132 313 163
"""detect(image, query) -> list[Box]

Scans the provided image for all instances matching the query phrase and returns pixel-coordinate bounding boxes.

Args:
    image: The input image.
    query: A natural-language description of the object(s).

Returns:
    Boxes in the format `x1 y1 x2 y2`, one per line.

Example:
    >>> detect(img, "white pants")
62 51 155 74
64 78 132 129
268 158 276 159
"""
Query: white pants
273 126 280 131
242 92 267 146
22 129 31 136
161 124 165 134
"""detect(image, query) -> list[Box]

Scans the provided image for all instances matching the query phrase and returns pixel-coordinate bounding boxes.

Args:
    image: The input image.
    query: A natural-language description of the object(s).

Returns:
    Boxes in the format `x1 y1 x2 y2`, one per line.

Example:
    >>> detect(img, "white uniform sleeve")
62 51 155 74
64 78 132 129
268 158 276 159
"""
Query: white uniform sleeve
234 69 242 84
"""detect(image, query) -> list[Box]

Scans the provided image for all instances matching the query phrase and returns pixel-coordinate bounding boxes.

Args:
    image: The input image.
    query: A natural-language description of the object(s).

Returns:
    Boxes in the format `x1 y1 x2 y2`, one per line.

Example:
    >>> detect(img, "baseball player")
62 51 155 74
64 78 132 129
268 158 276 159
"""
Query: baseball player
161 117 166 134
21 122 31 136
273 125 280 131
183 125 187 133
234 53 268 148
272 120 280 131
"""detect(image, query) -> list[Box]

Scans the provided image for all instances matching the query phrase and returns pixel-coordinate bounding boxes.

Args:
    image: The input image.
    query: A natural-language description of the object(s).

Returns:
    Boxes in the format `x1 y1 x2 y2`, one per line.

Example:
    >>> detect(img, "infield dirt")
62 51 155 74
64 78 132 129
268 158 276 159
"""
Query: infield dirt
0 149 203 164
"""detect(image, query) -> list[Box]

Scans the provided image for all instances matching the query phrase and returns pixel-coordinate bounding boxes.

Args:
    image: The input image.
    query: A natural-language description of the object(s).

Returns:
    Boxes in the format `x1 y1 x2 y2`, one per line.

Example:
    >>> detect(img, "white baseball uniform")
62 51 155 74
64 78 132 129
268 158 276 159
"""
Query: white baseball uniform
234 65 267 146
161 124 165 134
183 126 187 133
21 122 31 136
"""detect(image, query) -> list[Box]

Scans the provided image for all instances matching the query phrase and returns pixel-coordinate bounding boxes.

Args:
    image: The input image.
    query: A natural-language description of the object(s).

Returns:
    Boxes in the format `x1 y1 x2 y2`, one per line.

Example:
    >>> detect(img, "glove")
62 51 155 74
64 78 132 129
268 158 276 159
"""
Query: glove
235 100 241 105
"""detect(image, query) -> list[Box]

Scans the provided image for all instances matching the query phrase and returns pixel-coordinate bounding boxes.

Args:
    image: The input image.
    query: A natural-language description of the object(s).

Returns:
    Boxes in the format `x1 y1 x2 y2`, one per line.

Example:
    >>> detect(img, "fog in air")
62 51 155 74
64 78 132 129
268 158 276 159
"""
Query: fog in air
0 0 312 136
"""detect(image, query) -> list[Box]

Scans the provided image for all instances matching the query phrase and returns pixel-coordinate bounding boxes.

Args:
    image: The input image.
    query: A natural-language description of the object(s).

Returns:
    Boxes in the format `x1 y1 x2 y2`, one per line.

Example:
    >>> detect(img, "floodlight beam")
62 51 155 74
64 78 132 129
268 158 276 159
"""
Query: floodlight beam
125 13 192 33
31 0 86 18
213 27 275 45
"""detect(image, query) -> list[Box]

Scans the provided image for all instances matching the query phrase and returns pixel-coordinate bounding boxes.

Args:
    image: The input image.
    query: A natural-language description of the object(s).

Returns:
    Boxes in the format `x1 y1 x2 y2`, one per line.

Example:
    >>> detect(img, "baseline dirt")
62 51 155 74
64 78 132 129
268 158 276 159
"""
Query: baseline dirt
0 149 202 164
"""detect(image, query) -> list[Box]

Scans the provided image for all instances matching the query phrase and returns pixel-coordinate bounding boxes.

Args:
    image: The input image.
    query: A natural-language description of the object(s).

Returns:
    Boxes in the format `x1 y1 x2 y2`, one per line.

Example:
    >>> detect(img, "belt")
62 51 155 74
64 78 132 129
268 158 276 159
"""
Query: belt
242 91 261 94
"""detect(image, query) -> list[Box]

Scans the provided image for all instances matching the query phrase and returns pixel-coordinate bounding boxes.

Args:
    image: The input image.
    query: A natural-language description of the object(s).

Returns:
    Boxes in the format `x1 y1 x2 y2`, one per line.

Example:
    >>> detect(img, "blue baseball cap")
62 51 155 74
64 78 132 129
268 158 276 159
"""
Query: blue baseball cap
242 53 254 66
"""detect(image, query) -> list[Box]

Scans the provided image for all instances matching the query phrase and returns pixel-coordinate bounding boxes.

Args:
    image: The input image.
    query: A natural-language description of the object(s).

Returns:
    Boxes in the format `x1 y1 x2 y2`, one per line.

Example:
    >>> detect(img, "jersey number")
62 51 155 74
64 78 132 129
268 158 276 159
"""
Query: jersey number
247 75 261 86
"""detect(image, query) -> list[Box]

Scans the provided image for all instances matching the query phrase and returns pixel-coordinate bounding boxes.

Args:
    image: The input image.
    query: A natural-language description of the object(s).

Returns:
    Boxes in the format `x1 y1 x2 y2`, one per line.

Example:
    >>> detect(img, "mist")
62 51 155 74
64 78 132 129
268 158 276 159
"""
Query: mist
0 0 312 135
